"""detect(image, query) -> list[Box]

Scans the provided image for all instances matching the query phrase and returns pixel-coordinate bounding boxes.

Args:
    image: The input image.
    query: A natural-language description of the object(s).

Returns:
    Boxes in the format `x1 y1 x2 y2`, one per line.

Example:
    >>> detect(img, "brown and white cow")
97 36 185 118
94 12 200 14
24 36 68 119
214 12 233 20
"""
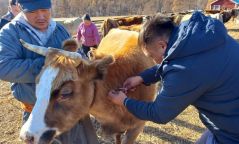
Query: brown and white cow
19 29 157 144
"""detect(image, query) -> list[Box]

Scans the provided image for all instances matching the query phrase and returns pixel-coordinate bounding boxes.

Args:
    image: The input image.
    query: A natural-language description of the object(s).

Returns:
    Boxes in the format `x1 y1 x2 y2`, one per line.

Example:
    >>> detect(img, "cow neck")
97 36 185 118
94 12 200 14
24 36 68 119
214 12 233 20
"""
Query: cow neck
90 81 97 108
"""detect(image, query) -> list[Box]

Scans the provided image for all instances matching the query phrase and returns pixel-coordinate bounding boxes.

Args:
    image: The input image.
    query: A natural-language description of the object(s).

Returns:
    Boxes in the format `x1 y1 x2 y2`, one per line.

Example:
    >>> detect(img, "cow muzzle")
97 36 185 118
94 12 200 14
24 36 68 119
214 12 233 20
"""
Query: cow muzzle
20 129 57 144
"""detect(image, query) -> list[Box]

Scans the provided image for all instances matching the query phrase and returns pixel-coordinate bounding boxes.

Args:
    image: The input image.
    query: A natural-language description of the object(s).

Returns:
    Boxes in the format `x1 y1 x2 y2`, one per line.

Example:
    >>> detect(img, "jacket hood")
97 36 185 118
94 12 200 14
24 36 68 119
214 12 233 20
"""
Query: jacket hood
165 12 227 60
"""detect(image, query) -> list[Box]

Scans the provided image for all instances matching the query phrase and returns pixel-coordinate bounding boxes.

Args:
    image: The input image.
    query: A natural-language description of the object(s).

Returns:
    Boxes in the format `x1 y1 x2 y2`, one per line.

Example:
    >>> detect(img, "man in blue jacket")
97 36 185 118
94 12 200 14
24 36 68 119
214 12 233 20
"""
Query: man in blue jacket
108 12 239 144
0 0 84 143
0 0 20 29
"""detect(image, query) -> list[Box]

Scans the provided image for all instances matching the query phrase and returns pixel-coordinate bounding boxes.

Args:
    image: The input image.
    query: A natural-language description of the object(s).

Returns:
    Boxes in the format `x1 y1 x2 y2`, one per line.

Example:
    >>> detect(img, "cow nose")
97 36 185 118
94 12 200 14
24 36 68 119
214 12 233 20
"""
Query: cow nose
24 132 35 143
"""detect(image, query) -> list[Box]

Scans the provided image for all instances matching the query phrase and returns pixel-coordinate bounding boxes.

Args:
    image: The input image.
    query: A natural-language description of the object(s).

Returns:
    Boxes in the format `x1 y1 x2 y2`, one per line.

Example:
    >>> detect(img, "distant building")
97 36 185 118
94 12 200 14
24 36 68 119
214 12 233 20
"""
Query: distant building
210 0 239 10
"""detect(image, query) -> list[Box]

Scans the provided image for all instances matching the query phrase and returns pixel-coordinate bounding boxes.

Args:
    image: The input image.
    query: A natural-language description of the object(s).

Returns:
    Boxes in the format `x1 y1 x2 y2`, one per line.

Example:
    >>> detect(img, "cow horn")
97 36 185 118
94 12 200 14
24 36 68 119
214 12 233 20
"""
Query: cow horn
48 47 83 60
47 47 84 67
20 39 48 56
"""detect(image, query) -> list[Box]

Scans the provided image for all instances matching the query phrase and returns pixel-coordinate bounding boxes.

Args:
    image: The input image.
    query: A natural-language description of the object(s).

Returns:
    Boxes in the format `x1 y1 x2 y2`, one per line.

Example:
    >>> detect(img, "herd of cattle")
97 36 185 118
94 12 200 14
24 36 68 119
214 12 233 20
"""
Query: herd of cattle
19 9 239 144
100 9 239 37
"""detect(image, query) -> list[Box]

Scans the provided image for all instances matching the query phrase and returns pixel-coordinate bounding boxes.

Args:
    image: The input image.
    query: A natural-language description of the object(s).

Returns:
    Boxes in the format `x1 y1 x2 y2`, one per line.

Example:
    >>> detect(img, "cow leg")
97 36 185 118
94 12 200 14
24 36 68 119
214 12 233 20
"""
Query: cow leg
122 123 145 144
115 133 121 144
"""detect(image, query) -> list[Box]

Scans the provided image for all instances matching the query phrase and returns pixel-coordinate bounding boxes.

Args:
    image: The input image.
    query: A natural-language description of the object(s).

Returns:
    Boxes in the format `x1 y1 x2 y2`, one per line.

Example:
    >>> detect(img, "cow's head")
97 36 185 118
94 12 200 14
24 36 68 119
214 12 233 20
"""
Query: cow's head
101 19 120 37
19 39 114 144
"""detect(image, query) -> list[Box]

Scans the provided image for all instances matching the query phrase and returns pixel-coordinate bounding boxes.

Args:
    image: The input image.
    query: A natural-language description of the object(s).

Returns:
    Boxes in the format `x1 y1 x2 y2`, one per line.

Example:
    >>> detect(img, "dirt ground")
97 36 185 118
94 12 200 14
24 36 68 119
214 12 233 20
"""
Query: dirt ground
0 20 238 144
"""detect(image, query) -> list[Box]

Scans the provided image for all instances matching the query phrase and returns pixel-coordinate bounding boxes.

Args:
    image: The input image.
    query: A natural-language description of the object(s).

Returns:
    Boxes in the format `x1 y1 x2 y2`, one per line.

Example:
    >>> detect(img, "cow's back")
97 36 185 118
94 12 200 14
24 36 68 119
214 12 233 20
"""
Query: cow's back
97 29 139 55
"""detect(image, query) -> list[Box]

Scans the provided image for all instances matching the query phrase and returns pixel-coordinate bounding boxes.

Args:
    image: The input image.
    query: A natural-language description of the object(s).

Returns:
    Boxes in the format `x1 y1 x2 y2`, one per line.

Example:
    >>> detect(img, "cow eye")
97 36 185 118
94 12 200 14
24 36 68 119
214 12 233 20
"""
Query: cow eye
60 88 73 99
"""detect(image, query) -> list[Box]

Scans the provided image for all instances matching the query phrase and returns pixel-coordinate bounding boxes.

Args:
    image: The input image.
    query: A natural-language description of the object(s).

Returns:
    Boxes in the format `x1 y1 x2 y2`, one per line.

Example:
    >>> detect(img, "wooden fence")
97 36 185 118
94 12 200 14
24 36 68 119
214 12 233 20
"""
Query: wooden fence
54 15 141 36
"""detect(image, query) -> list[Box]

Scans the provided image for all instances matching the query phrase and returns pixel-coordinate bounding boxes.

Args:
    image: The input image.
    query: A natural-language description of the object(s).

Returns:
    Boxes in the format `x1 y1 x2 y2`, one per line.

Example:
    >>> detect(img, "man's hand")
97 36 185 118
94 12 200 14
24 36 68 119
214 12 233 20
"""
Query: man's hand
108 90 127 106
123 76 143 91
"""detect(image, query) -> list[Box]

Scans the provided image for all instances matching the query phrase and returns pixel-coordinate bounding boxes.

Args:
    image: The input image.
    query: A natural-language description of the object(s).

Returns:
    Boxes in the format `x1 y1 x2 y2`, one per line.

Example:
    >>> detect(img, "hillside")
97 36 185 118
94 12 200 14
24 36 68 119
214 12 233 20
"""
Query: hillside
0 0 211 17
51 0 209 17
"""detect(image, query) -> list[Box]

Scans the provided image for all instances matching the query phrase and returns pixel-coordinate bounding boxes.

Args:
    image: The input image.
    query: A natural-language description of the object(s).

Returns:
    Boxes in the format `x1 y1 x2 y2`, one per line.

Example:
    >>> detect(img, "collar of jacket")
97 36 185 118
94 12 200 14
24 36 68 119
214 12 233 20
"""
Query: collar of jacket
12 12 56 46
1 11 14 21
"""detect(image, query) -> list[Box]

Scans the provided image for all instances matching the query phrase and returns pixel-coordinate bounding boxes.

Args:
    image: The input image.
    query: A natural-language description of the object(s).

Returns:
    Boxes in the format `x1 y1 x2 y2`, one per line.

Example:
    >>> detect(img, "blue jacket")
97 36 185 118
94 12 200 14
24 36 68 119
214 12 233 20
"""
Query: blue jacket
0 11 14 29
0 19 70 105
125 12 239 143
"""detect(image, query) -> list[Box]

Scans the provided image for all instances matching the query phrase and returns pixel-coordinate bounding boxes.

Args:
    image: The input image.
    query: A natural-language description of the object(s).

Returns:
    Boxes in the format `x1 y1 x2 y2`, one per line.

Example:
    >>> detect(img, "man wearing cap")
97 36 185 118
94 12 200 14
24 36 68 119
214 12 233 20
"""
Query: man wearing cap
0 0 84 143
0 0 20 29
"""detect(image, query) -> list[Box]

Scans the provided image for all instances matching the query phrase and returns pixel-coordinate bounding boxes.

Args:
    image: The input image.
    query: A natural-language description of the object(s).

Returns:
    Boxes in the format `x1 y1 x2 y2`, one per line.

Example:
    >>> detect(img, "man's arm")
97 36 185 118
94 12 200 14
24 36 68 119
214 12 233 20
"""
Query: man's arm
125 66 204 124
0 29 44 83
139 64 161 85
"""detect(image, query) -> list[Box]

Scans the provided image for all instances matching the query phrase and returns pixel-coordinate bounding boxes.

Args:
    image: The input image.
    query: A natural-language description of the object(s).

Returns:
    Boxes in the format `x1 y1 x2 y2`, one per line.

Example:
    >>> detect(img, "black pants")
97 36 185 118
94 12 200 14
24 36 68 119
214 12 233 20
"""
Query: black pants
81 45 97 58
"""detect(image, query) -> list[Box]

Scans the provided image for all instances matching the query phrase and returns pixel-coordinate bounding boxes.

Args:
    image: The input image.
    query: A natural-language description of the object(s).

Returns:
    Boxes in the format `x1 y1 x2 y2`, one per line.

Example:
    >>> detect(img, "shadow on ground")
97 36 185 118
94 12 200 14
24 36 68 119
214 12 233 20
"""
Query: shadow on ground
228 28 239 32
143 125 194 144
172 119 205 134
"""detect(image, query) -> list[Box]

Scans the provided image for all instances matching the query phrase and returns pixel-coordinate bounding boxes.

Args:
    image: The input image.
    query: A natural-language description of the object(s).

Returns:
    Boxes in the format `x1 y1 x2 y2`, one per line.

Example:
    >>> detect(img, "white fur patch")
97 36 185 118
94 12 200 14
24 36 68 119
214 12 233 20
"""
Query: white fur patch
20 66 59 143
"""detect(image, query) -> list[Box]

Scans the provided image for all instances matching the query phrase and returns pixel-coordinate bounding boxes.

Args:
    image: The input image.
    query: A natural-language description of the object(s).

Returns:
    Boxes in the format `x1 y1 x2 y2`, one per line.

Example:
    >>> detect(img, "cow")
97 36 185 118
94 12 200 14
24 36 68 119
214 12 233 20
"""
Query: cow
101 16 144 37
118 24 142 32
205 9 238 23
173 12 227 25
101 18 120 37
117 16 143 26
221 9 239 23
19 29 157 144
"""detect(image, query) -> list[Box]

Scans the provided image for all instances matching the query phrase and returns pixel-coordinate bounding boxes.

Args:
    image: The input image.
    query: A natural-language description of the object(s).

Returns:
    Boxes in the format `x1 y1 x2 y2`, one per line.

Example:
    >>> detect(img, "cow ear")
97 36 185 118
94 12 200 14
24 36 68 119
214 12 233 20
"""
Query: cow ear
76 55 114 80
88 49 107 61
88 48 97 60
62 39 78 52
94 55 114 80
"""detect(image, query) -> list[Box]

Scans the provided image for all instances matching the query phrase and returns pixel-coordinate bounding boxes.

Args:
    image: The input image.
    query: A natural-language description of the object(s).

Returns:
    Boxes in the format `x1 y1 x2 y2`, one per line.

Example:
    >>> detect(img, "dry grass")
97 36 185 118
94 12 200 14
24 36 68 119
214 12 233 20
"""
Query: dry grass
0 20 238 144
